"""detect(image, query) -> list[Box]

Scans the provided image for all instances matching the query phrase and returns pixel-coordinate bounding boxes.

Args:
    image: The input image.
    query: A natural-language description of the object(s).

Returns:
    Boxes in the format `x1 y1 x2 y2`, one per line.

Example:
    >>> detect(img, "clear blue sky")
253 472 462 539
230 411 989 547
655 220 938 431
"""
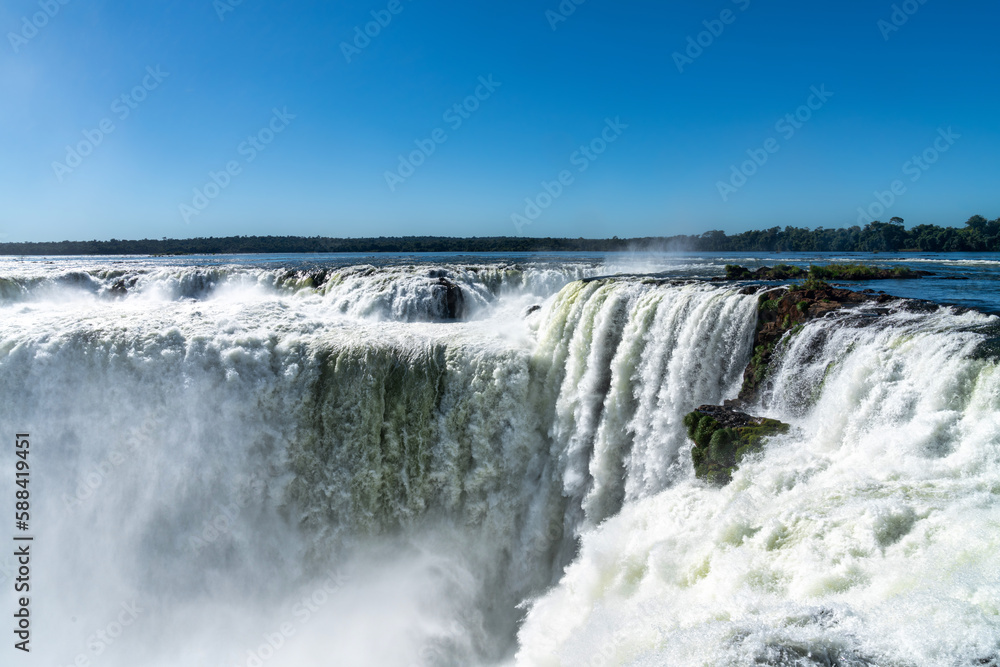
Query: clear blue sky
1 0 997 242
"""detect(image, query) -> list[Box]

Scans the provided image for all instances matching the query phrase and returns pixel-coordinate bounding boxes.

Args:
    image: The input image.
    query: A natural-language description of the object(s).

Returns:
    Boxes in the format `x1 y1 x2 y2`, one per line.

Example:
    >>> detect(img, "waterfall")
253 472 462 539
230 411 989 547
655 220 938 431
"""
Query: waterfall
1 259 997 666
515 301 1000 667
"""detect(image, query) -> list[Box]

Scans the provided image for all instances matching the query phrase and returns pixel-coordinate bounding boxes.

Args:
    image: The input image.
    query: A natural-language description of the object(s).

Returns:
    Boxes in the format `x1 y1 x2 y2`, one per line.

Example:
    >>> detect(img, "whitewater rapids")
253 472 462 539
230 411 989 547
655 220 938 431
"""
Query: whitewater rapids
0 258 997 666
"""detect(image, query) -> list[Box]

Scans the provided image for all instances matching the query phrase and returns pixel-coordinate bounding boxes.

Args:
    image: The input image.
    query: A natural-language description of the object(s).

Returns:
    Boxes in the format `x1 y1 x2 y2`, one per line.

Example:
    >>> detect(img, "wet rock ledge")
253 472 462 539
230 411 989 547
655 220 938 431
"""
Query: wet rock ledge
688 265 913 486
737 280 895 403
719 262 930 282
685 405 789 486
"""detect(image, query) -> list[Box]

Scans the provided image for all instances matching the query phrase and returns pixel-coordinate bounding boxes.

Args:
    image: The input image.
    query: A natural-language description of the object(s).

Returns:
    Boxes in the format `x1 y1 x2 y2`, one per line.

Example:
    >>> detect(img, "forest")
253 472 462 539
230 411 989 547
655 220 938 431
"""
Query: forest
1 215 996 256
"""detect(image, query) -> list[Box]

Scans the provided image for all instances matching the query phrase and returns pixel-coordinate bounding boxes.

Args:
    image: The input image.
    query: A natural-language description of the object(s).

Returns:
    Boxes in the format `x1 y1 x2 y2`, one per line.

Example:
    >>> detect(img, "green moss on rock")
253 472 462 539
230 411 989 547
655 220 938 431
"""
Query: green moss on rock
723 262 928 283
685 406 789 486
736 282 897 402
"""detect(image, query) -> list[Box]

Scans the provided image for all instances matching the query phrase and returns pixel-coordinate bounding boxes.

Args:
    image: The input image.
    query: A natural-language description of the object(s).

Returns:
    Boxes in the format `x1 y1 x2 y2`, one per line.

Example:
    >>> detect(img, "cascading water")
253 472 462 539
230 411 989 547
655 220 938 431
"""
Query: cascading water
531 279 758 534
515 301 1000 667
1 256 997 666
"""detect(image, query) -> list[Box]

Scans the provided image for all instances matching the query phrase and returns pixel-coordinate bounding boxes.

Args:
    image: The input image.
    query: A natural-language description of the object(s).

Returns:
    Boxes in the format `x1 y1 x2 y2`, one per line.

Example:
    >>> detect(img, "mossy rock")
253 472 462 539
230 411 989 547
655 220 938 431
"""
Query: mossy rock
724 264 755 280
685 406 789 486
723 263 927 283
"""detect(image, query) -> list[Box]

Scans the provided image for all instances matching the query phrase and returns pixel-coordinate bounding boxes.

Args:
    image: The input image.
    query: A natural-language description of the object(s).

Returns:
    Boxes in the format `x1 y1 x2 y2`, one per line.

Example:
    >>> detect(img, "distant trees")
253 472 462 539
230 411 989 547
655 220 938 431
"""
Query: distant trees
0 216 997 256
901 215 1000 252
714 215 999 253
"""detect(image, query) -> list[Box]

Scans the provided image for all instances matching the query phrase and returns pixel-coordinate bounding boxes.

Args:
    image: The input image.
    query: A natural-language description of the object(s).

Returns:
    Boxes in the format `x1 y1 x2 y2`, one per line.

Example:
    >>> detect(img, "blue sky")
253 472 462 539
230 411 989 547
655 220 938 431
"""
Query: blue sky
0 0 997 242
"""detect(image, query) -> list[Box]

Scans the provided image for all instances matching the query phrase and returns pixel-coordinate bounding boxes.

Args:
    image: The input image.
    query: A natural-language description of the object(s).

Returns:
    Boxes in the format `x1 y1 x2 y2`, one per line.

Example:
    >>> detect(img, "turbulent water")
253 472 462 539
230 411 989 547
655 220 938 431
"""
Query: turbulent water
0 253 998 666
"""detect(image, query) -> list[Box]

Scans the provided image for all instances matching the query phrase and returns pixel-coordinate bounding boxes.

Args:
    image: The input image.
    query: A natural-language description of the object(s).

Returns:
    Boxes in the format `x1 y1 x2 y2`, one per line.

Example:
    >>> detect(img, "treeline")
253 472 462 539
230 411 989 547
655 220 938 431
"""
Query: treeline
1 215 996 256
0 235 637 256
694 215 1000 252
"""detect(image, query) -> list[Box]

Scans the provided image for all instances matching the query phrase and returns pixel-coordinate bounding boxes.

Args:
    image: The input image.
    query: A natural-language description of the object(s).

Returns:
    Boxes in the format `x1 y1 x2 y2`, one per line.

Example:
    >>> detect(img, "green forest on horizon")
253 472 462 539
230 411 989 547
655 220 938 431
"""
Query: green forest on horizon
1 215 997 256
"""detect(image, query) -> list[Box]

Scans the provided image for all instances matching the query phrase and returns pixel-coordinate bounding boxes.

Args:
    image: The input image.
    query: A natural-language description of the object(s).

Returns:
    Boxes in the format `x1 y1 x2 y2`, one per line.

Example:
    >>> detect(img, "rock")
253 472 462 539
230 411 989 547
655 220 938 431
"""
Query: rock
685 405 790 486
972 328 1000 361
281 269 335 289
725 263 929 281
109 276 138 296
524 305 542 317
692 268 951 486
306 269 334 288
738 282 882 402
725 264 806 281
435 278 464 320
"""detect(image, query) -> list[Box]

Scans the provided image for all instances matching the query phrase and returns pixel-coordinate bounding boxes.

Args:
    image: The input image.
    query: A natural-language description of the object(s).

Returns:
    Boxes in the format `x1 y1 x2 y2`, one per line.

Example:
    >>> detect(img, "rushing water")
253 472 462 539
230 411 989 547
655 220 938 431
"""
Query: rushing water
0 253 998 666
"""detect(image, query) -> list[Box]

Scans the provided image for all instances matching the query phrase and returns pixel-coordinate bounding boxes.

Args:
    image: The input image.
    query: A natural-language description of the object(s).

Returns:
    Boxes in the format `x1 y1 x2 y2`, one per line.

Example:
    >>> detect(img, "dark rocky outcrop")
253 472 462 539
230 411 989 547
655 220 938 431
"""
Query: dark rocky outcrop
435 277 465 320
685 405 789 485
723 264 806 281
279 268 337 289
109 276 139 296
524 305 542 317
972 324 1000 361
687 269 920 486
738 282 896 403
308 269 334 288
722 263 930 282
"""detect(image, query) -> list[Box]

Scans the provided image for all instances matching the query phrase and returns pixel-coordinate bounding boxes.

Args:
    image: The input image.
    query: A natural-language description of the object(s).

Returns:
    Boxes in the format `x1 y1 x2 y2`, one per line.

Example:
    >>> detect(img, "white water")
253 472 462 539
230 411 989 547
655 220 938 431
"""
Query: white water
1 260 997 666
0 261 599 322
516 304 1000 667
